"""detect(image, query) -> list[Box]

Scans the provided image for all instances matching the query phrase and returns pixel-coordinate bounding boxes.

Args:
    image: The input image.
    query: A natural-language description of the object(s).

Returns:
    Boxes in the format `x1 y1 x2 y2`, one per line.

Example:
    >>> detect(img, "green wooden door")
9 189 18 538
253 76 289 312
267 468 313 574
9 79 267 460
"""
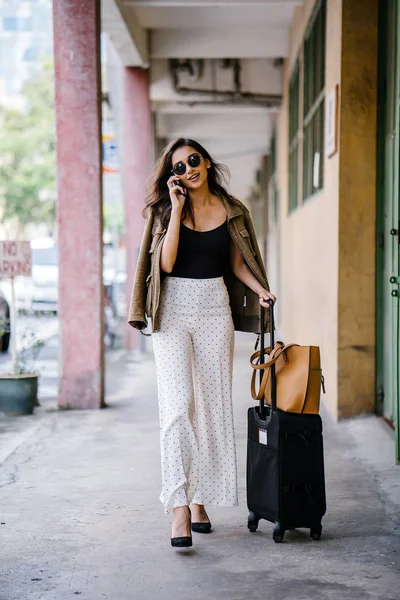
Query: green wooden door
377 0 400 463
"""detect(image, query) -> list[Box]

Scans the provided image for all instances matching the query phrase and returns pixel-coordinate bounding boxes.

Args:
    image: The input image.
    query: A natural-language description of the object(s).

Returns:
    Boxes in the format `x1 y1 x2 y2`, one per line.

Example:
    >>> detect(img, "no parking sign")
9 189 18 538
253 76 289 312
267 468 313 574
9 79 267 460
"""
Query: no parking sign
0 241 32 369
0 241 31 278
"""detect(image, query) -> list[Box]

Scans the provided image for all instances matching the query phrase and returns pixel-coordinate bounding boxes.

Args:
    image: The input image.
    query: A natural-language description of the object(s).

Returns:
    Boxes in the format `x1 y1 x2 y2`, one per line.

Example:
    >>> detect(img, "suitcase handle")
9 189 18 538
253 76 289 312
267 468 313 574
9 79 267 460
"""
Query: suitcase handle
259 301 277 420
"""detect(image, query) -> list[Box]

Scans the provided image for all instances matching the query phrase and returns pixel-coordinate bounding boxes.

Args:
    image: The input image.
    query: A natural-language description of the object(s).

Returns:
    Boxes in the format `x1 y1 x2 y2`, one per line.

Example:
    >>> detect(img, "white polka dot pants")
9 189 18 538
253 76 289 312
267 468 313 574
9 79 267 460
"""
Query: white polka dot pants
152 276 238 514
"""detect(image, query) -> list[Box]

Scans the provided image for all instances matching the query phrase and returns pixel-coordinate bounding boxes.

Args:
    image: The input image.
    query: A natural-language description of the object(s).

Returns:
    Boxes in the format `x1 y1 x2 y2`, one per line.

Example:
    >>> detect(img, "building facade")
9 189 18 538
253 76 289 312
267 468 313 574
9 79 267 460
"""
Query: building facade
268 0 399 461
0 0 53 108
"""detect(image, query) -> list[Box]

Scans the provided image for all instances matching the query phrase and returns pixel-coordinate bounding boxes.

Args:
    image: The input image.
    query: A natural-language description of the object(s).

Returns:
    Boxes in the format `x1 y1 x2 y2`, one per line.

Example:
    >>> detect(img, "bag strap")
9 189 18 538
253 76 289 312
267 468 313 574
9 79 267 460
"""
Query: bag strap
250 343 300 401
250 342 284 369
250 343 299 370
251 356 276 401
251 343 286 401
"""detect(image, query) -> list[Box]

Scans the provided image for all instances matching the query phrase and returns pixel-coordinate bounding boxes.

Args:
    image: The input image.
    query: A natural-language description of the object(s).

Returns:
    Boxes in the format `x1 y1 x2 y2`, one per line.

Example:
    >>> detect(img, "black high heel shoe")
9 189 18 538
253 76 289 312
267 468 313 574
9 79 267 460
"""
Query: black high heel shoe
190 506 212 533
171 508 192 548
191 520 212 534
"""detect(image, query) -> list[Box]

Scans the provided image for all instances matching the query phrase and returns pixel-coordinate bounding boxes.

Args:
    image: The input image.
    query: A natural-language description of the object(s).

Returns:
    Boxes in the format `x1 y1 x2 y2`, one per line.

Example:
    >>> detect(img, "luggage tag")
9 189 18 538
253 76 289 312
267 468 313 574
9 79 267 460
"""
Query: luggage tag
258 429 268 445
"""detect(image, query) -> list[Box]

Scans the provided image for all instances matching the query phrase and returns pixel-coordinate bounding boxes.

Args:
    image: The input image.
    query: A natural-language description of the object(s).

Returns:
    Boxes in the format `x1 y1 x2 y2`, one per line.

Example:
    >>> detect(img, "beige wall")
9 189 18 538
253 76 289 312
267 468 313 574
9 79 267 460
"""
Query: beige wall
270 0 341 418
270 0 378 420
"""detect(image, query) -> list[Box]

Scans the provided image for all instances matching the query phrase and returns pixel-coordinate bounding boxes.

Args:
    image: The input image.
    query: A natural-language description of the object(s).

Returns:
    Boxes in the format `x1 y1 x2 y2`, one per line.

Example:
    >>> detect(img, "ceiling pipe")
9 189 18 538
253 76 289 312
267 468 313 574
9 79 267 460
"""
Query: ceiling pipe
169 58 282 108
172 97 281 108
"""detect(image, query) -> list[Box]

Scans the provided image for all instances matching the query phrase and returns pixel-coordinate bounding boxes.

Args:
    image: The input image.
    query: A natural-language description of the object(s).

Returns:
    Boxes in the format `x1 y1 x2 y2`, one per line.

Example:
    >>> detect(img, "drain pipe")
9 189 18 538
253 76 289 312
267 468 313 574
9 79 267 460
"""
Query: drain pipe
170 58 282 108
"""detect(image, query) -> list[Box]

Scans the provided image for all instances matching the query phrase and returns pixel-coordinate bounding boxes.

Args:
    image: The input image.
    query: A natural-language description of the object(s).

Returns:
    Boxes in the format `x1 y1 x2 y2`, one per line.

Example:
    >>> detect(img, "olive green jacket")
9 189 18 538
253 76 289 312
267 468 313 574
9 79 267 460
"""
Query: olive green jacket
128 196 270 334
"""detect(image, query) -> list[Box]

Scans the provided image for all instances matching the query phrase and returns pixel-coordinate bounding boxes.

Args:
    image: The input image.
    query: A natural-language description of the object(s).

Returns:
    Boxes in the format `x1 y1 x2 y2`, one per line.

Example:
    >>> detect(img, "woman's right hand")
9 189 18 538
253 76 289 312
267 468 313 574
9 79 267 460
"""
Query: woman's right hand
167 174 187 212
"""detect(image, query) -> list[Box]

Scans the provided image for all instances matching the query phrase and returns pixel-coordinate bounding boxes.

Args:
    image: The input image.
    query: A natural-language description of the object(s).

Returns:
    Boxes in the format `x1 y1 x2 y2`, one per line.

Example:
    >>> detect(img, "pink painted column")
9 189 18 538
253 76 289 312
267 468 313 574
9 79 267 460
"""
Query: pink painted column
123 67 151 351
53 0 104 408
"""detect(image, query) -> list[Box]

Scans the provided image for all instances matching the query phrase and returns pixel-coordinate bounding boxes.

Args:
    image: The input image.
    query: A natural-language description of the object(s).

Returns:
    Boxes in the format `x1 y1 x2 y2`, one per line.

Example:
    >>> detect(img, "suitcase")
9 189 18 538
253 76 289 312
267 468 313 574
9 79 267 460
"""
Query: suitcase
246 302 326 543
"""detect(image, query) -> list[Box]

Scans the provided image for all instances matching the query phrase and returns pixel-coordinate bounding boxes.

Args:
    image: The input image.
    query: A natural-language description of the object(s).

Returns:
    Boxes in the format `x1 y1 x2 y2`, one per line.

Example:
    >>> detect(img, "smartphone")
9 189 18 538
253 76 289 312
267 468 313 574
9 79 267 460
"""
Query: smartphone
173 178 187 197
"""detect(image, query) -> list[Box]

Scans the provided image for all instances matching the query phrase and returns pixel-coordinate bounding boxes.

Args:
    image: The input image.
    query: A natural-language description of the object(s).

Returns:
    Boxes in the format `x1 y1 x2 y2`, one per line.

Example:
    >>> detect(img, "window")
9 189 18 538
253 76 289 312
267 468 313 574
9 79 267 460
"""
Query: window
32 247 58 267
288 62 300 213
303 0 326 200
269 131 279 224
3 17 18 31
3 17 32 31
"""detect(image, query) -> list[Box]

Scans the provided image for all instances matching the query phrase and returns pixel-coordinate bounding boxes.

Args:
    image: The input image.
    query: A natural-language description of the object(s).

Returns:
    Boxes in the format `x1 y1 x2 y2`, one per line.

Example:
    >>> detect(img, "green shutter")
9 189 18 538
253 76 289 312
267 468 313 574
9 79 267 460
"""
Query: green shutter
303 0 326 201
289 62 300 213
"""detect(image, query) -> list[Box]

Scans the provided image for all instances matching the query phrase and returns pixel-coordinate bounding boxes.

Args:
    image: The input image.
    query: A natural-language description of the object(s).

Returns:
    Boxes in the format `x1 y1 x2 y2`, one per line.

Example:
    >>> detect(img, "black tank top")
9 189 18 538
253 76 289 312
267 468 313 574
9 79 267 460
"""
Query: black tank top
168 220 230 279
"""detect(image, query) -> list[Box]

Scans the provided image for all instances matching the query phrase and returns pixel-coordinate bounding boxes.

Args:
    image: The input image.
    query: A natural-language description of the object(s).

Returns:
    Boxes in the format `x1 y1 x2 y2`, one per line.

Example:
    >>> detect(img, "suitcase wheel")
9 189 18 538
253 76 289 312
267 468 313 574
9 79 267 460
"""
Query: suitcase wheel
310 523 322 541
247 512 260 533
273 522 285 543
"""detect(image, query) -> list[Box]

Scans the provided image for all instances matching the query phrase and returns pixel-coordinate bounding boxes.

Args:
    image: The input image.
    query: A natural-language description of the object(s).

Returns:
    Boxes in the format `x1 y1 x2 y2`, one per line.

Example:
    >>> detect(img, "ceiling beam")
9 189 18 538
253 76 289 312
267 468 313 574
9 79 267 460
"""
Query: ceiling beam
125 1 301 6
102 0 149 67
161 135 270 159
151 27 288 59
157 112 270 139
154 103 272 115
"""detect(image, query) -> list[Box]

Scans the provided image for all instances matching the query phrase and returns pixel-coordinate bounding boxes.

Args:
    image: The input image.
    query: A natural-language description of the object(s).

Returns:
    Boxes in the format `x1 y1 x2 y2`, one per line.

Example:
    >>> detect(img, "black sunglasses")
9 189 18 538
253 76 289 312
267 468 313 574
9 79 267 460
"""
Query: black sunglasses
171 153 201 176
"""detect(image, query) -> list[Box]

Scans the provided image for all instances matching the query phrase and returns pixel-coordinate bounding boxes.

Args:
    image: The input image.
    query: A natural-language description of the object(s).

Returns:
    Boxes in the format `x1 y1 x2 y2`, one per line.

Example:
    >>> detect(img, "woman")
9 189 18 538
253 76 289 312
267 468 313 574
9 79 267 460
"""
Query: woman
128 138 276 548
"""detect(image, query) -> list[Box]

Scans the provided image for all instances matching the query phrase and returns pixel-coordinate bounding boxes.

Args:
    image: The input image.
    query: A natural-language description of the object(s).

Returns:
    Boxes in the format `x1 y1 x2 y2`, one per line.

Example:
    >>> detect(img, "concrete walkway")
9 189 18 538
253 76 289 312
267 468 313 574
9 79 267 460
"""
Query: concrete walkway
0 334 399 600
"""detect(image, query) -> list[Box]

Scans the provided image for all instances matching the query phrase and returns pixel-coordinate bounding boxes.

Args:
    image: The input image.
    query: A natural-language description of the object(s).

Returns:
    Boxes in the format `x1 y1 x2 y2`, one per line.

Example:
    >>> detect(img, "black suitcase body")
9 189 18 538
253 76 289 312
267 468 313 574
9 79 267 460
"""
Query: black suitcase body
246 303 326 543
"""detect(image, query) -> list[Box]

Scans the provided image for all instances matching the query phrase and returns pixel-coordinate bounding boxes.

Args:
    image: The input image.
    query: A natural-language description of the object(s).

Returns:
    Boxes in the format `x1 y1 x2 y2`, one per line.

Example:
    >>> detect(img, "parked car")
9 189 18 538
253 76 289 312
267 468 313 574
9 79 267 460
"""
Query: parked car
11 239 123 350
31 239 58 313
0 290 10 353
15 238 58 314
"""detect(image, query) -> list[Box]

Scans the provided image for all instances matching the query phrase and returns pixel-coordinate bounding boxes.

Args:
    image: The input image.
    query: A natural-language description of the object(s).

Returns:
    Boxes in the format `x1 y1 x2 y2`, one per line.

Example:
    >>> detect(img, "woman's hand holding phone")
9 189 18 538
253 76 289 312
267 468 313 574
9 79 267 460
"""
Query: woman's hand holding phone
162 174 186 272
167 174 187 212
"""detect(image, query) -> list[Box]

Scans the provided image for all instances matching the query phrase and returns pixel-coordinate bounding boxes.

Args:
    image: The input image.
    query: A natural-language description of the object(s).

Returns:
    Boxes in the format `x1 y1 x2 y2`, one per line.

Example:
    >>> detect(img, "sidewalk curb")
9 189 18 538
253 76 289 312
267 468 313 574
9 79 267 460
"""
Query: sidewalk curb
0 412 54 466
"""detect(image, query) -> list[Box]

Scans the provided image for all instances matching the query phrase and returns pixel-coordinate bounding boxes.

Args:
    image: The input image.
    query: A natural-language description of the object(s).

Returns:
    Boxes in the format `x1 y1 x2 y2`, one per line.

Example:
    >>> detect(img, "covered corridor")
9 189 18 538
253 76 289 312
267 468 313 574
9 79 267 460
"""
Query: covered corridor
1 2 400 597
51 0 400 461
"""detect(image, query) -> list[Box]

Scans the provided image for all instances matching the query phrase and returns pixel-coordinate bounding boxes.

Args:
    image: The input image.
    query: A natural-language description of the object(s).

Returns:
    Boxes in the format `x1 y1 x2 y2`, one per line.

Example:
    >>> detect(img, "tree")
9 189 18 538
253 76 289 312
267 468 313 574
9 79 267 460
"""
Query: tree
0 62 56 232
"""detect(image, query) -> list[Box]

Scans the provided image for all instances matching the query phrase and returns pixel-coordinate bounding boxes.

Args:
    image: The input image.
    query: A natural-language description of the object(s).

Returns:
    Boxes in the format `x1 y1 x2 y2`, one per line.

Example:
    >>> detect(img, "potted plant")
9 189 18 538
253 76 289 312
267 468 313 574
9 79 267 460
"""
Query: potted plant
0 320 44 416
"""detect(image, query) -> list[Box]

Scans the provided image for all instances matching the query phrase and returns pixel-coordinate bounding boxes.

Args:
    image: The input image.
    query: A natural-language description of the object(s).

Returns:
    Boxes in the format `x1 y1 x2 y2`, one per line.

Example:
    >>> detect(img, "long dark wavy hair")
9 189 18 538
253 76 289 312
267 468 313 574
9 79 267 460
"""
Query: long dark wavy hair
143 138 239 228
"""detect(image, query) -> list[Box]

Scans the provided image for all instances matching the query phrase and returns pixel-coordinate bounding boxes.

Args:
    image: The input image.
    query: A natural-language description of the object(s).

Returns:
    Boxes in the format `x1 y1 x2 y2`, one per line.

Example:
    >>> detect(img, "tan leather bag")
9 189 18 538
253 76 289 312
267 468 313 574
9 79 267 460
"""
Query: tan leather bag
250 342 325 414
